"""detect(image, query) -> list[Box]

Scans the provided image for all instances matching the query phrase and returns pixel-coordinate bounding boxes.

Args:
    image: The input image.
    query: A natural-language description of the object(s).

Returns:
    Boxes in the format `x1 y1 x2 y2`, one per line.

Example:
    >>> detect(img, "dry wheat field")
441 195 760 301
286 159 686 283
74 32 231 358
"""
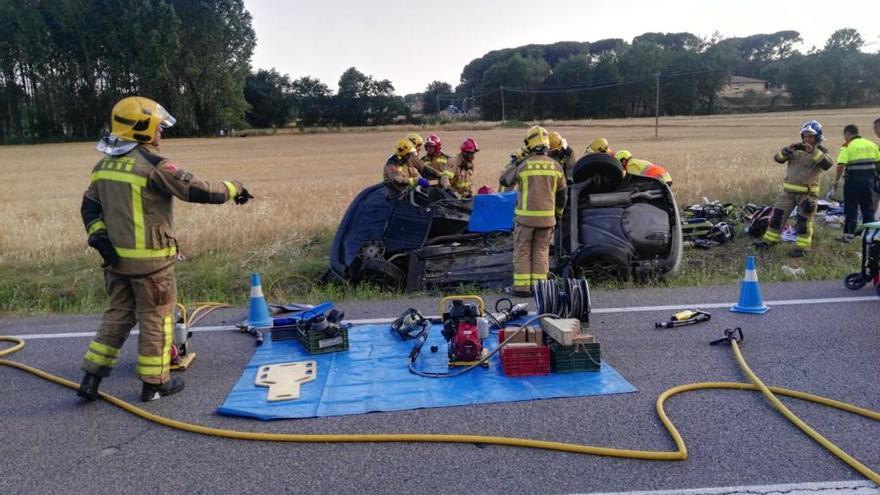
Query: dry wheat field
2 107 878 264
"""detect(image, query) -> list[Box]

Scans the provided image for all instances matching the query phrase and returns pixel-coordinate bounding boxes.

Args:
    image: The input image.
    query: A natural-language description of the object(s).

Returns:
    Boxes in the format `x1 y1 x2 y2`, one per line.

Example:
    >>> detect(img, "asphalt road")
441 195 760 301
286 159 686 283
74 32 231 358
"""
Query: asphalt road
1 280 879 494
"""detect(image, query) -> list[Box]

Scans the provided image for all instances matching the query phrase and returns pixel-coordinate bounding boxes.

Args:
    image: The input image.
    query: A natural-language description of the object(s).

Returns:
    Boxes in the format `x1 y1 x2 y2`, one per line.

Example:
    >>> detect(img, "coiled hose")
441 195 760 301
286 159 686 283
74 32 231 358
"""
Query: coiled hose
1 334 878 481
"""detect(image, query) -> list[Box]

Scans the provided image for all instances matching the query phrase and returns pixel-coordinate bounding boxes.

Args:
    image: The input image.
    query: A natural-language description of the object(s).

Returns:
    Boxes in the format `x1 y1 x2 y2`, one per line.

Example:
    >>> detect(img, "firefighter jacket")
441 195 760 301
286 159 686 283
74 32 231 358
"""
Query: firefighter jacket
499 151 567 228
836 137 880 175
625 158 672 185
422 152 450 182
445 153 475 198
549 145 576 182
383 154 422 195
81 144 243 276
774 144 834 194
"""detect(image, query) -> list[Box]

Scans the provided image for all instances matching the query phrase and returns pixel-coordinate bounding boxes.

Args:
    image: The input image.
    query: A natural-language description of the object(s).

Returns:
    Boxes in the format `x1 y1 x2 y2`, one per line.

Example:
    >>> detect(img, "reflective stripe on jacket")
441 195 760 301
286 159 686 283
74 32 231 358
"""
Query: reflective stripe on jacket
625 158 672 185
837 137 880 173
82 144 239 275
774 144 833 191
501 152 567 228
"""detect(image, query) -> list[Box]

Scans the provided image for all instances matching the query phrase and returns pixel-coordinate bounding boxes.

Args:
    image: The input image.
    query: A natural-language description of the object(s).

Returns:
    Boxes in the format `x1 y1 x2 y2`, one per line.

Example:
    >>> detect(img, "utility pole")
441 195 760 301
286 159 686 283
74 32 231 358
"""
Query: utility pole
654 73 660 139
500 85 505 122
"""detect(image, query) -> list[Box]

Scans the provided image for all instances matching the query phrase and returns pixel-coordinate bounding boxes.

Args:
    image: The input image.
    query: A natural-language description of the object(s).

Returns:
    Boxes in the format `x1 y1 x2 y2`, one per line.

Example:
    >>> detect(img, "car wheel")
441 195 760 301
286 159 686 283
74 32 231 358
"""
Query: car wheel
569 247 631 283
355 258 405 290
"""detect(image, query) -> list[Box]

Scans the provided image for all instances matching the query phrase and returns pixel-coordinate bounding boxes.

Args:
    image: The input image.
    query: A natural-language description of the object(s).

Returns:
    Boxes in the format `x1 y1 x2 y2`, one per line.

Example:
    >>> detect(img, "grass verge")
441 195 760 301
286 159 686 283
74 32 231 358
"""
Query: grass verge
0 221 863 316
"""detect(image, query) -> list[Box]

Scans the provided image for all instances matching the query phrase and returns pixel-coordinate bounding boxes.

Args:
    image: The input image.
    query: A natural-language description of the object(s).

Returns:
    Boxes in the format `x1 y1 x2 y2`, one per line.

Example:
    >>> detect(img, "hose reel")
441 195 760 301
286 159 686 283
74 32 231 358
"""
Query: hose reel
532 278 591 324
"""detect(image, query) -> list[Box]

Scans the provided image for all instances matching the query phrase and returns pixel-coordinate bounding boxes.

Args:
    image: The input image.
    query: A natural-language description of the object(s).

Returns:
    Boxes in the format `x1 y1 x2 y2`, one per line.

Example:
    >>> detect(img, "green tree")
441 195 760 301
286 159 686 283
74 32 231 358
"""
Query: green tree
244 69 294 128
291 76 332 126
421 81 453 114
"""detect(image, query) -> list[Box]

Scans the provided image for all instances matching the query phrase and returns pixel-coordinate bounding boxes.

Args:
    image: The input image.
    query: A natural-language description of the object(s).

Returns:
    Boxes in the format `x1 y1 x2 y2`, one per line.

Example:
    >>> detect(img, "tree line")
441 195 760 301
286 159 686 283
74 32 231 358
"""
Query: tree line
0 0 254 144
2 3 878 145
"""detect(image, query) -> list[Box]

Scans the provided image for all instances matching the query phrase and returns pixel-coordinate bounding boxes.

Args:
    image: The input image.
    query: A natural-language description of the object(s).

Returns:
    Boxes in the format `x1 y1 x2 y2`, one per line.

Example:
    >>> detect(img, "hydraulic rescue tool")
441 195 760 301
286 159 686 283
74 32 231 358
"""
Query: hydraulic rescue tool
440 296 490 367
489 298 529 328
655 309 711 329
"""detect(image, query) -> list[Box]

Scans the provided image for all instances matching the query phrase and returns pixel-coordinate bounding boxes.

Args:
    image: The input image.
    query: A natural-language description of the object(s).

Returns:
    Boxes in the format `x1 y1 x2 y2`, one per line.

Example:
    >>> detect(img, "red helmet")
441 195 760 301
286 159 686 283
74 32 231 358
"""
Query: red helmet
425 134 442 155
460 138 479 154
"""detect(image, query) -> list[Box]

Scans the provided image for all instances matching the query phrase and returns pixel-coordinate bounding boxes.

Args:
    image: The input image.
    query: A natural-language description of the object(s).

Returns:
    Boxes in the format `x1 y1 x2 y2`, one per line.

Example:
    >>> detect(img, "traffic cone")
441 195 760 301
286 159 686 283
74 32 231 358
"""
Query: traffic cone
245 272 273 328
730 256 769 314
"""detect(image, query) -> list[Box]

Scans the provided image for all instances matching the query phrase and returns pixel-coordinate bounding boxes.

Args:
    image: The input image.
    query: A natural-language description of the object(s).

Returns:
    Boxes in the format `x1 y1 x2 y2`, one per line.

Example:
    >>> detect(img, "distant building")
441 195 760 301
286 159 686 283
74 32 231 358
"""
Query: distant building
719 76 770 97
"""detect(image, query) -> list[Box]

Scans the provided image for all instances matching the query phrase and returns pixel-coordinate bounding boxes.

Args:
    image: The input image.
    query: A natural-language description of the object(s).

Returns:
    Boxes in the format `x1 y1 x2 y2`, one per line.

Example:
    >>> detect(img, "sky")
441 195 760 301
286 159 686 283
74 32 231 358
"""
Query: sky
244 0 880 96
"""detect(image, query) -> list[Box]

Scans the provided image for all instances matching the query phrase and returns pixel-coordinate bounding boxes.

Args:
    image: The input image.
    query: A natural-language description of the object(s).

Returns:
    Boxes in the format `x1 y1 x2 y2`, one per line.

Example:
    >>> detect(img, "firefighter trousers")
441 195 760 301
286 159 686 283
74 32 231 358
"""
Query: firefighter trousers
762 191 816 250
843 171 876 238
81 265 177 385
513 225 553 292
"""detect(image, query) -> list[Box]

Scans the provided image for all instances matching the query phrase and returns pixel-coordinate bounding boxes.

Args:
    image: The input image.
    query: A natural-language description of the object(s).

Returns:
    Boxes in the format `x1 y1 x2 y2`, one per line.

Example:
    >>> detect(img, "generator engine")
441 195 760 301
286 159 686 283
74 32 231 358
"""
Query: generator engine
441 298 488 365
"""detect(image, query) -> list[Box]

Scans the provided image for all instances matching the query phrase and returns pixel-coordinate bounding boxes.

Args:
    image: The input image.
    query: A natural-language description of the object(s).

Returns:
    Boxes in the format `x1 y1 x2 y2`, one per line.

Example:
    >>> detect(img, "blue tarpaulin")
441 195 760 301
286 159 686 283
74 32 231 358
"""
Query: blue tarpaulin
468 192 516 233
217 322 637 420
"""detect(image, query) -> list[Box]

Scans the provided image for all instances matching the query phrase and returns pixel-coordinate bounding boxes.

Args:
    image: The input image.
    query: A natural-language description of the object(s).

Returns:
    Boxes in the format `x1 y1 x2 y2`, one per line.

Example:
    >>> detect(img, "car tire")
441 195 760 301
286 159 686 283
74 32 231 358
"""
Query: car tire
355 258 406 290
568 246 631 283
571 153 624 193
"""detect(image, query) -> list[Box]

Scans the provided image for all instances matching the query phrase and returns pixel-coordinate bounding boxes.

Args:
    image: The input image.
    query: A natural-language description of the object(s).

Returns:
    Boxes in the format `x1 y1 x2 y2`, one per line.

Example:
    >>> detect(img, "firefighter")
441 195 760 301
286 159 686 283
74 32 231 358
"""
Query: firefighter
421 133 448 182
444 138 479 198
615 150 673 186
585 137 612 155
406 132 426 174
499 126 566 297
384 138 427 196
755 120 834 256
548 131 576 182
499 147 528 192
78 96 251 403
835 124 880 242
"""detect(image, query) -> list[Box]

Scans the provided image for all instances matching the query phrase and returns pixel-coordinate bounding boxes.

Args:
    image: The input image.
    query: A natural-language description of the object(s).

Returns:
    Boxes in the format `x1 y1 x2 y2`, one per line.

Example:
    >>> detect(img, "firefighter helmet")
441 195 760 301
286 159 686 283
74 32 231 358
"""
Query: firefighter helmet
406 132 424 148
524 125 550 151
615 150 632 162
588 137 610 154
425 134 441 155
548 131 566 151
395 138 416 158
800 120 823 142
460 138 479 153
111 96 176 143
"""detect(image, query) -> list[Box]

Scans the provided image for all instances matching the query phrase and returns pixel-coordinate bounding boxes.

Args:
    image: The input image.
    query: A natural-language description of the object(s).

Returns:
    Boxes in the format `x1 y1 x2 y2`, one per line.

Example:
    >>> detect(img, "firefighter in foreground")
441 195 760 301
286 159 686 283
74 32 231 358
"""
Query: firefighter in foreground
500 126 567 297
615 150 673 186
754 120 833 256
548 131 576 182
384 138 427 196
78 96 252 402
443 138 479 198
835 124 880 242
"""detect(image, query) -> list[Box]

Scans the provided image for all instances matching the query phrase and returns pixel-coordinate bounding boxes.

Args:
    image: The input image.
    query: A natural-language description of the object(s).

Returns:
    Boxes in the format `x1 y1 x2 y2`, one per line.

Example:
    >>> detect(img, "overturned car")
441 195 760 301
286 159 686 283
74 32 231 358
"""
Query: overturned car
327 153 682 290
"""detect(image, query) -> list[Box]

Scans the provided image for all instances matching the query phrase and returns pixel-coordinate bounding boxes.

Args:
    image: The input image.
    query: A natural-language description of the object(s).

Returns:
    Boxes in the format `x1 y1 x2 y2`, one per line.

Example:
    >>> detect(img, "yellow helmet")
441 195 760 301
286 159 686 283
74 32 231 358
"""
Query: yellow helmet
588 138 610 154
110 96 176 143
395 138 416 158
524 125 550 152
615 150 632 162
548 131 567 151
406 132 424 148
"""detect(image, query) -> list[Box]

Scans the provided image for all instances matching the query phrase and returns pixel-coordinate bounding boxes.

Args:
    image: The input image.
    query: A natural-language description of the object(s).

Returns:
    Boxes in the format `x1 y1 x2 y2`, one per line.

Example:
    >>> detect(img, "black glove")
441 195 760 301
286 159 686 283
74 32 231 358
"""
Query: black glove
88 232 119 268
234 188 253 205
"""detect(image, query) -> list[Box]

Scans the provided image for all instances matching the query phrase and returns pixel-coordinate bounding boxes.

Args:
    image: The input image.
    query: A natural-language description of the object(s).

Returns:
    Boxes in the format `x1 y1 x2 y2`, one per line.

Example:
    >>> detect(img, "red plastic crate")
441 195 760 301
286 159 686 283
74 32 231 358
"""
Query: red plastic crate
499 344 551 377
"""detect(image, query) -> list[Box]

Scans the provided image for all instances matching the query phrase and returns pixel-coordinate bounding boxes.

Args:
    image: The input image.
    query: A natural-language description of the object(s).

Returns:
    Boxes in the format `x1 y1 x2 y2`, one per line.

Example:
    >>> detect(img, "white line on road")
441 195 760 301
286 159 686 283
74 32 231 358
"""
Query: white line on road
8 295 877 340
582 479 879 495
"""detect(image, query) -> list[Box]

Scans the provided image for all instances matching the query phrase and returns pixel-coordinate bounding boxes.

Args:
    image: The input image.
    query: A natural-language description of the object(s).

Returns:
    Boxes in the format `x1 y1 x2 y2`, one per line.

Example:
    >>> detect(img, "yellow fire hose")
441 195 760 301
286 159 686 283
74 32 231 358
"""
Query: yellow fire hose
1 335 878 482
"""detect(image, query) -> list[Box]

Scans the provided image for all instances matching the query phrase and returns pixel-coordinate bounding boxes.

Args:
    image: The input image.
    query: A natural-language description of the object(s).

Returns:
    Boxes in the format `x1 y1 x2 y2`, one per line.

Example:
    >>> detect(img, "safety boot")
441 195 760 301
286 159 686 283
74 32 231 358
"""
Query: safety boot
141 377 185 402
77 372 103 402
512 289 532 298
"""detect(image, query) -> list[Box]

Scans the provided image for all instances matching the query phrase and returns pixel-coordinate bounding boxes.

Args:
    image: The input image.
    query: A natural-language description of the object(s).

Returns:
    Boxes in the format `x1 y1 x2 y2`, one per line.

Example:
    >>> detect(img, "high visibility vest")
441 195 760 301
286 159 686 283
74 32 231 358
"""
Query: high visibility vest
626 158 672 184
837 137 880 173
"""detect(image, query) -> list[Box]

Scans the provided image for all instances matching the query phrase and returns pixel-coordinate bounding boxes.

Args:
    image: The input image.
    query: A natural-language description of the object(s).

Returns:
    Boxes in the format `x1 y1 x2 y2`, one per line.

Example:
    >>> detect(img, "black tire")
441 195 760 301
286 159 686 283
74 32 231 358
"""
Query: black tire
844 272 867 290
571 153 624 193
568 246 631 283
355 258 405 290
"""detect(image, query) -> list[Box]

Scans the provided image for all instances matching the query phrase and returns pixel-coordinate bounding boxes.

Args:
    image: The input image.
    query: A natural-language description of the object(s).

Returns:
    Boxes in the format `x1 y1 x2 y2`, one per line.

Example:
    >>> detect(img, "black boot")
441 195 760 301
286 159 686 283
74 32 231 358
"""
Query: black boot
77 372 103 402
141 376 185 402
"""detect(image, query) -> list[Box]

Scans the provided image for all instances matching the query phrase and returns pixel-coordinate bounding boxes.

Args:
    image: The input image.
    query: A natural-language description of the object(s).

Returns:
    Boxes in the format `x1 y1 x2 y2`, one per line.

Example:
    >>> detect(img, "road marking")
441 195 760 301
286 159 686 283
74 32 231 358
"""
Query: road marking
583 479 879 495
7 295 877 340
